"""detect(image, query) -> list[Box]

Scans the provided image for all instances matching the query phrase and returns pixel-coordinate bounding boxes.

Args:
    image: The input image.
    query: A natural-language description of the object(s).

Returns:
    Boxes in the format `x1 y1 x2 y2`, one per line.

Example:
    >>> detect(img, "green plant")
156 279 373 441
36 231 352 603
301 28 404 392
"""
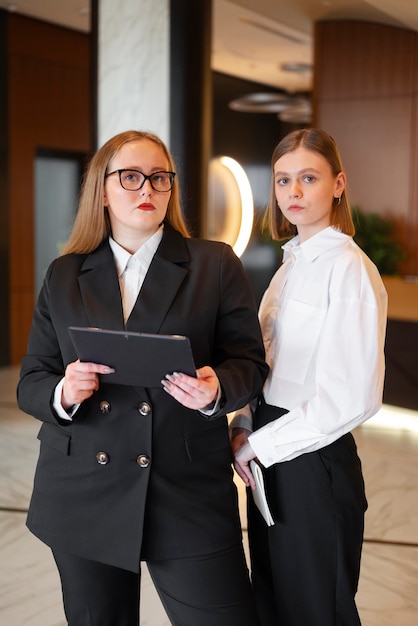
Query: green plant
352 206 404 275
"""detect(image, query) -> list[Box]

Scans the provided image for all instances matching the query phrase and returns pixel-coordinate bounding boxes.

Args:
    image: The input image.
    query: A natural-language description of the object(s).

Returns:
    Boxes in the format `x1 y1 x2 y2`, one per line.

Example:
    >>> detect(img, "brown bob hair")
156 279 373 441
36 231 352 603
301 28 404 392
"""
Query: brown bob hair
265 128 355 240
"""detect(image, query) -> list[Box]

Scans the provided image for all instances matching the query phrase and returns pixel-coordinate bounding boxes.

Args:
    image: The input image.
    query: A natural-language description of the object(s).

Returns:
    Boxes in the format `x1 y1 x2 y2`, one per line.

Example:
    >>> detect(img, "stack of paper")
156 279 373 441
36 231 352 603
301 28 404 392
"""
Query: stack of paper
250 460 275 526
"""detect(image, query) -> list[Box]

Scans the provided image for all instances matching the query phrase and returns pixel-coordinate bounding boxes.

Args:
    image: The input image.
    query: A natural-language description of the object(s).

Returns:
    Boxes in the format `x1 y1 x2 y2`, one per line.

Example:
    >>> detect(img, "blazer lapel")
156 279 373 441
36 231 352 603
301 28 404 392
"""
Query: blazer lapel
76 227 190 334
78 242 125 330
125 225 190 334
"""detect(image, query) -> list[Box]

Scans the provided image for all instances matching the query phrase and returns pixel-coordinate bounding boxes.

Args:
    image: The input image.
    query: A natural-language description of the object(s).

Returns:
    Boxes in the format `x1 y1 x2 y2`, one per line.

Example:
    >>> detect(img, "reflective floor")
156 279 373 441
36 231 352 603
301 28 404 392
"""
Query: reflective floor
1 365 417 625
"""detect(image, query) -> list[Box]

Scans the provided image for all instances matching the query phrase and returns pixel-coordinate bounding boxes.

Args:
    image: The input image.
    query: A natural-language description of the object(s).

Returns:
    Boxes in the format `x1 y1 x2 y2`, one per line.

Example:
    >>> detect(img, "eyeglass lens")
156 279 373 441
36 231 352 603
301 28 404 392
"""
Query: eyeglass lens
120 170 174 192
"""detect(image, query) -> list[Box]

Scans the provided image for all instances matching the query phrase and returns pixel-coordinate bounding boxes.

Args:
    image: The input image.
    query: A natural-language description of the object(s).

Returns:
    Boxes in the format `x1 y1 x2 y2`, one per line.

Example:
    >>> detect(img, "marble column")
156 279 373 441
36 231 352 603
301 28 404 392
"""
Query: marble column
94 0 212 236
96 0 170 147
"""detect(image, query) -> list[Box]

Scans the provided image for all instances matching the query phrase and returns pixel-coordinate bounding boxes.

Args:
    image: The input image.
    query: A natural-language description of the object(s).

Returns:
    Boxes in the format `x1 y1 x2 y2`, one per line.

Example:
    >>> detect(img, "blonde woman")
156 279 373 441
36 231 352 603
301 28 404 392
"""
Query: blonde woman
18 130 268 626
232 128 387 626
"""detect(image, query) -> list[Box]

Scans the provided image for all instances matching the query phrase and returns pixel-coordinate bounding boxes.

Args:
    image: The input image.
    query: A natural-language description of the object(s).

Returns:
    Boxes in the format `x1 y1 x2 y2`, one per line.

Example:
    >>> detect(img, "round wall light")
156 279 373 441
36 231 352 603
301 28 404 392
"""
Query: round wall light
207 156 254 258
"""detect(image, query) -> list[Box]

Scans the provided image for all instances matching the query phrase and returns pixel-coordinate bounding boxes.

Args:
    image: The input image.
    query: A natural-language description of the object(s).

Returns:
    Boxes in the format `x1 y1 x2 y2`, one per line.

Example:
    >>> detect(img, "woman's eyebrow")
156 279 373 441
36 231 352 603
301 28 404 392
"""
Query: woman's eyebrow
275 167 321 176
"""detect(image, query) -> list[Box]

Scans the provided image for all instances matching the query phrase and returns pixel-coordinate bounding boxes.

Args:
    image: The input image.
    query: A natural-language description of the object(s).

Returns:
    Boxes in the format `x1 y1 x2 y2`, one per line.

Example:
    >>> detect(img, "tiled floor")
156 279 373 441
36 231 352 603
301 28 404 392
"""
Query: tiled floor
1 365 417 625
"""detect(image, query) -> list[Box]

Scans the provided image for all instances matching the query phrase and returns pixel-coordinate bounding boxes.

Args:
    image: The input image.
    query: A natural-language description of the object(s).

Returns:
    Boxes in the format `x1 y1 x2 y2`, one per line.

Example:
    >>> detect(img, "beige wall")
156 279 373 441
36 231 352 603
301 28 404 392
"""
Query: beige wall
313 20 418 277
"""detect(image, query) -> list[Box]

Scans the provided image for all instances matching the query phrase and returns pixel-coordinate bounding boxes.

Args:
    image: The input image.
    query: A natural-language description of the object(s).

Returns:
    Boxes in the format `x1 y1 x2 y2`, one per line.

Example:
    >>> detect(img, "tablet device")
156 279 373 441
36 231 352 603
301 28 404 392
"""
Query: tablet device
68 326 196 387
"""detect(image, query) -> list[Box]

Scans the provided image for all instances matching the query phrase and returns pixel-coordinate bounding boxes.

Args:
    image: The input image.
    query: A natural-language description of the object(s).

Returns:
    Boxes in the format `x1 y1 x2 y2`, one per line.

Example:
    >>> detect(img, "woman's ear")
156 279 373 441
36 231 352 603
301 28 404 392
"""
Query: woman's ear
335 171 346 195
334 172 347 197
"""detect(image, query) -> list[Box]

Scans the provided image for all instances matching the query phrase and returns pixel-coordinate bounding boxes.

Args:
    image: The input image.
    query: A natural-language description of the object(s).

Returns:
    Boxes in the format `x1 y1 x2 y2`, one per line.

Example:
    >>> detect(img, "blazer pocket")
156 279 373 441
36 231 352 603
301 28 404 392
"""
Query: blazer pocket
185 425 230 461
37 423 71 455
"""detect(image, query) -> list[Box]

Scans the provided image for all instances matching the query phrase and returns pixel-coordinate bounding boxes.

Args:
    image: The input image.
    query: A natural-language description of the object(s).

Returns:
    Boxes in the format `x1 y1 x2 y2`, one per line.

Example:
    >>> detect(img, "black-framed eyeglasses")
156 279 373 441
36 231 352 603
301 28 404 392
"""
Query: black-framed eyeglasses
105 169 176 192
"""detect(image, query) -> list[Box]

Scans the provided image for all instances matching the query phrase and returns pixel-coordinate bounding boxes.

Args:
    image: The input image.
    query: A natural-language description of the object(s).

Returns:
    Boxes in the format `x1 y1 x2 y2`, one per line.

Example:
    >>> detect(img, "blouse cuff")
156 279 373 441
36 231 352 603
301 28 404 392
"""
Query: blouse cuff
199 383 223 416
53 378 80 421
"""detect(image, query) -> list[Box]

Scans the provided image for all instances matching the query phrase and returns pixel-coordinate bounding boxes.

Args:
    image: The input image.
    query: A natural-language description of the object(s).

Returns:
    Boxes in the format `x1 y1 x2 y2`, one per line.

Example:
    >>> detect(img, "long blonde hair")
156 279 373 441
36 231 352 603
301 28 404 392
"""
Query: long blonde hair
63 130 190 254
266 128 355 240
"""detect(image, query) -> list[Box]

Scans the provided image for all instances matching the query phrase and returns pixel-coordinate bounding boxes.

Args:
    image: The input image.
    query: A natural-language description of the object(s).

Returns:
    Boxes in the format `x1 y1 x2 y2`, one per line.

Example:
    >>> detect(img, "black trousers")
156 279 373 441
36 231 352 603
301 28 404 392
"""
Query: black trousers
248 402 367 626
52 544 261 626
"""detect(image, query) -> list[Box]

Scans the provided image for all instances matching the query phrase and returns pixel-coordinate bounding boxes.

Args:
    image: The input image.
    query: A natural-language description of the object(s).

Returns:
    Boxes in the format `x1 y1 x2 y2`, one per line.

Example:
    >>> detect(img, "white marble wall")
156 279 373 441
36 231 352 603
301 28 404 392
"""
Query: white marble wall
98 0 170 147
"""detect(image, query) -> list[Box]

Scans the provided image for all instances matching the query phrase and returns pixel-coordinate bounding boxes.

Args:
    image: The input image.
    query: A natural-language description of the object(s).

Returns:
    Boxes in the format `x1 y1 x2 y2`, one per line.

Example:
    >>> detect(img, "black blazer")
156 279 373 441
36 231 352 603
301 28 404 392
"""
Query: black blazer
17 225 268 572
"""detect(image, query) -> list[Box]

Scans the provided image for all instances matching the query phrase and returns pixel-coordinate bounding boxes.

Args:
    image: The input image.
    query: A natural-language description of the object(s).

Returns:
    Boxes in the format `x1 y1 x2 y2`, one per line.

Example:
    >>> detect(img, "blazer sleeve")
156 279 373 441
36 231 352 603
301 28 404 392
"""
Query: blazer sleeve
17 261 69 425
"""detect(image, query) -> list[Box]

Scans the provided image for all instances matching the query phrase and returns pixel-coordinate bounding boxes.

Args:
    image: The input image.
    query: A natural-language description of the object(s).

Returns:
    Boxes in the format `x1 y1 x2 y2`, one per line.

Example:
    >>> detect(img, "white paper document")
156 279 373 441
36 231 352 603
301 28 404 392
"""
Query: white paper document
250 460 275 526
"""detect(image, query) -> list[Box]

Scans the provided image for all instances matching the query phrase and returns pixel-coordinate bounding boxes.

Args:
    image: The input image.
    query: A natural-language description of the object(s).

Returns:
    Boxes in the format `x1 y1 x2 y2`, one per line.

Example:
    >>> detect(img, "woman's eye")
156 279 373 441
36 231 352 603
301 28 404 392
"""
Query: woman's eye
303 175 315 183
276 177 288 185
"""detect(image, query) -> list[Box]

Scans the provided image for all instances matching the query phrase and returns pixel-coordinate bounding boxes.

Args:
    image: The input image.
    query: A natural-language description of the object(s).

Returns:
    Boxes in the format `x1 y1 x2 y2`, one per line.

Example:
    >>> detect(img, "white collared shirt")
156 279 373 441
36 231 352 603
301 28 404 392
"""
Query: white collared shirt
248 227 388 467
109 228 164 322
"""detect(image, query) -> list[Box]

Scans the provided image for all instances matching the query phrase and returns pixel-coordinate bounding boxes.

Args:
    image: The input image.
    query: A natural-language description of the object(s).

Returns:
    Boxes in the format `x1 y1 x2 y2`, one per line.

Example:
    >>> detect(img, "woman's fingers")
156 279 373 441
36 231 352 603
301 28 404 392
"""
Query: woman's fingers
161 367 219 410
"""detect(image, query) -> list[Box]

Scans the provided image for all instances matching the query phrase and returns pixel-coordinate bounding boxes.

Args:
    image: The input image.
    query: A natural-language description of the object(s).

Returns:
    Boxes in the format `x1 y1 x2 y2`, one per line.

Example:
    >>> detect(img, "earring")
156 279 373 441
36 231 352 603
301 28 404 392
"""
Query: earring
334 196 341 205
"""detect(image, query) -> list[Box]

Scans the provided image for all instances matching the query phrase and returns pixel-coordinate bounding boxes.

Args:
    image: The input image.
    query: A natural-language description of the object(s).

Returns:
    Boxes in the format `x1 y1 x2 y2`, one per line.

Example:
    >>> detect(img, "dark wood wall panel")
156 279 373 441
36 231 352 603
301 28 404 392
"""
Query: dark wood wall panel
0 10 10 365
410 69 418 275
7 15 91 364
315 21 416 99
314 20 418 277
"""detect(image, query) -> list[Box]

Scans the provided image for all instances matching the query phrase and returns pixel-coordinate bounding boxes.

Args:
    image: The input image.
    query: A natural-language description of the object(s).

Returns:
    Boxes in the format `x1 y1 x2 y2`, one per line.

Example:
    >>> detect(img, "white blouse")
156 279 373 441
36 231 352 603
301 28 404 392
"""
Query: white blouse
109 228 163 323
248 227 388 467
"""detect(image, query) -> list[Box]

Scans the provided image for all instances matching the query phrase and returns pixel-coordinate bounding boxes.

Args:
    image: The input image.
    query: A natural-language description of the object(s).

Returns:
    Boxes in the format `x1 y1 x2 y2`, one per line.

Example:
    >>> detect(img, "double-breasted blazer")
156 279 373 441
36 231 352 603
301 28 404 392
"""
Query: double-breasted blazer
17 224 268 573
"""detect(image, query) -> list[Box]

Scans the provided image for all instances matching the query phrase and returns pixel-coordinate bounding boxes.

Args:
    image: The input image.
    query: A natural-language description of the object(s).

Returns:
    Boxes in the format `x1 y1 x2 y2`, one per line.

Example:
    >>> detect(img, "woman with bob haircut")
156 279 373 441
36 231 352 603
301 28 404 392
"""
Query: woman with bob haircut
231 128 387 626
18 130 268 626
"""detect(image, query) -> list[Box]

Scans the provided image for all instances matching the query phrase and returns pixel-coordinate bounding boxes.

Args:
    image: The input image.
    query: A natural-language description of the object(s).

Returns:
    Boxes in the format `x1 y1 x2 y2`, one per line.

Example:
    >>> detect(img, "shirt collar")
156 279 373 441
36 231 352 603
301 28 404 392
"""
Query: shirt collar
282 226 348 263
109 226 164 277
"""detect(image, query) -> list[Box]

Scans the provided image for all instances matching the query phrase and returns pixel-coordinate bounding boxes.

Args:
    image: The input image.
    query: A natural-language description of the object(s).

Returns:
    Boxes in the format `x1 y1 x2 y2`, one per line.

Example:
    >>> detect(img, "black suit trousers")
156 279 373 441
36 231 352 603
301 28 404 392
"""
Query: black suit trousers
53 544 261 626
248 403 367 626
